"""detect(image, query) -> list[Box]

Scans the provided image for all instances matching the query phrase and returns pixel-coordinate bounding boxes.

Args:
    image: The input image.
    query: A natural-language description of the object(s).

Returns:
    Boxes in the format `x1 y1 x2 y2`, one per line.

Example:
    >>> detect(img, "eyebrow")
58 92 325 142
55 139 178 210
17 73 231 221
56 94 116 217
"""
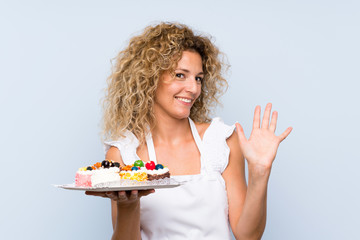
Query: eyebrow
176 68 204 75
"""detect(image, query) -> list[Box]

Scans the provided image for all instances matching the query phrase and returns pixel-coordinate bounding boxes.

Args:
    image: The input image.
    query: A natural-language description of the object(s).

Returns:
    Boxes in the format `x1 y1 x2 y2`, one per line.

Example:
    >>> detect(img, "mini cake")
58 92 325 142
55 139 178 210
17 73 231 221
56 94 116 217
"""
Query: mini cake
75 160 170 187
119 160 170 181
75 160 120 187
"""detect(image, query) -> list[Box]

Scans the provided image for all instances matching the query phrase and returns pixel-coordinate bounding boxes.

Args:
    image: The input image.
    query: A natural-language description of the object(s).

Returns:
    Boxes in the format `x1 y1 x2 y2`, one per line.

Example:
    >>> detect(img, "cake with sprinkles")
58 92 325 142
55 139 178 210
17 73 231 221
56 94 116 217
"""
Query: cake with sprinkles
75 160 170 187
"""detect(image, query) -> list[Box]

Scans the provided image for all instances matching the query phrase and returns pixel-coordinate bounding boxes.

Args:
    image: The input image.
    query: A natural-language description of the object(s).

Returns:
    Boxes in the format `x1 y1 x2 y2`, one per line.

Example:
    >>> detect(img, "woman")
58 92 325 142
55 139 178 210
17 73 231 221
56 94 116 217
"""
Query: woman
86 22 292 240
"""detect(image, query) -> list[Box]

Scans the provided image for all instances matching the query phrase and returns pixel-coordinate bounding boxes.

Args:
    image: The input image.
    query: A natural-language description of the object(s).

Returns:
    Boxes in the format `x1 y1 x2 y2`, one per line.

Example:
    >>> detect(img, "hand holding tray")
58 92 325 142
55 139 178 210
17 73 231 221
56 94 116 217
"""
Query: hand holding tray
55 178 180 192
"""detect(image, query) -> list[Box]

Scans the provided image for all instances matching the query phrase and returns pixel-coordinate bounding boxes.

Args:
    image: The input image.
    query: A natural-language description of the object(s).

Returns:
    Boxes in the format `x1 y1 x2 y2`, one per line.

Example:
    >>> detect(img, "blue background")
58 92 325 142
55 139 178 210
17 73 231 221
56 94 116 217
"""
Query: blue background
1 0 359 239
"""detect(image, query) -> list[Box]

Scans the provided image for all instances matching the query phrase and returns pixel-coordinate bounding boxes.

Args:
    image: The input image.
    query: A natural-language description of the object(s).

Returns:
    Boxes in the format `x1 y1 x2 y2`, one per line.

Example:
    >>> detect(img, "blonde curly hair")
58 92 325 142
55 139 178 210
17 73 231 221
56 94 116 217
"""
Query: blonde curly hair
102 22 228 143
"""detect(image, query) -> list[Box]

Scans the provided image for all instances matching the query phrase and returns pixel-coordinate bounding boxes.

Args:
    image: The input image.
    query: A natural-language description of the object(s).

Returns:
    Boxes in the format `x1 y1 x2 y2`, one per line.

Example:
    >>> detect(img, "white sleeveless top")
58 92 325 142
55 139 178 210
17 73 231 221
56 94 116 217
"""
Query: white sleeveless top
104 118 235 240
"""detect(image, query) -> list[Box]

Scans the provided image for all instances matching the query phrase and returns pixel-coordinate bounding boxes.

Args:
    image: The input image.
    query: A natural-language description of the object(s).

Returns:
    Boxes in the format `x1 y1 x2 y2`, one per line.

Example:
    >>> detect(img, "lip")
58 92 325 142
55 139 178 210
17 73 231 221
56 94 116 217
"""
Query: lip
175 96 193 106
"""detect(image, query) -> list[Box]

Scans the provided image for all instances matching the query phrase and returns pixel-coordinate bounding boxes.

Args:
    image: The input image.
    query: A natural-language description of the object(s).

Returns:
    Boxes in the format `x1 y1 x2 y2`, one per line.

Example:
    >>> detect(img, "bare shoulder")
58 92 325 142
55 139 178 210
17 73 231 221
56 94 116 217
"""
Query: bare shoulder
105 146 125 166
226 130 240 151
224 129 245 177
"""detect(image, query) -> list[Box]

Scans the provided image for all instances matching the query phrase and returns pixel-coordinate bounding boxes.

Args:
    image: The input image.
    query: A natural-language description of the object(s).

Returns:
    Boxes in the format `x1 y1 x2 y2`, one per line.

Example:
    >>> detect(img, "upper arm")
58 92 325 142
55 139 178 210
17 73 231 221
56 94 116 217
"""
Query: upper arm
106 146 125 166
222 130 247 233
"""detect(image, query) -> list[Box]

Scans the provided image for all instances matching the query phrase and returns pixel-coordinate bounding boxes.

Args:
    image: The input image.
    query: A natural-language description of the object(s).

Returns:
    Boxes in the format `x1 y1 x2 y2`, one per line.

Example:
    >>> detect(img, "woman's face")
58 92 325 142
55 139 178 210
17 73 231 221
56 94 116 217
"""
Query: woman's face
154 50 204 120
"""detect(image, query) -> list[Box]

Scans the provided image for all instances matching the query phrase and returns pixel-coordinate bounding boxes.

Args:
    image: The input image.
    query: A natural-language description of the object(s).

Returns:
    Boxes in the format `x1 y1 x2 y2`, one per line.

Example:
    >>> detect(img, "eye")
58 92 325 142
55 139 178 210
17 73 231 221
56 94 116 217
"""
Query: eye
195 76 203 83
175 73 185 79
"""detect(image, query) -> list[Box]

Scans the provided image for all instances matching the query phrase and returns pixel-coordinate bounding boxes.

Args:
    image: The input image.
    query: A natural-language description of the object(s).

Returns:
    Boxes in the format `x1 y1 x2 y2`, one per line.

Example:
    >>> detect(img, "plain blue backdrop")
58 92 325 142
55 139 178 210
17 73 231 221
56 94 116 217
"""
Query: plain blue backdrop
1 0 359 239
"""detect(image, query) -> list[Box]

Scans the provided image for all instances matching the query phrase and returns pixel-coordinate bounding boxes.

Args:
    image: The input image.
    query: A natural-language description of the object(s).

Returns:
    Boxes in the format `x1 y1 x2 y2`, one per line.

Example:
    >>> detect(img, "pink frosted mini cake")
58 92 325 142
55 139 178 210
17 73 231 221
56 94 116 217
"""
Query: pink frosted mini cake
75 160 120 187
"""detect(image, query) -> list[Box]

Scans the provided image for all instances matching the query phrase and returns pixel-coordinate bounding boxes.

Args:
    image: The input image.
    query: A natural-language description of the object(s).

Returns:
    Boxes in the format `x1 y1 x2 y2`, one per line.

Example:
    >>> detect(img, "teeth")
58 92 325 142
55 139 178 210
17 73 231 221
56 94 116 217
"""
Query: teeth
176 97 192 103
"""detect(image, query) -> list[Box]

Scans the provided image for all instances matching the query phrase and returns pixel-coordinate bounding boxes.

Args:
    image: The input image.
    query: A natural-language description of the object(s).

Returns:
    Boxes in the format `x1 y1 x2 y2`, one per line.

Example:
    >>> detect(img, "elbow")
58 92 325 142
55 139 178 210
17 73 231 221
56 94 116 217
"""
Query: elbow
234 233 263 240
234 228 265 240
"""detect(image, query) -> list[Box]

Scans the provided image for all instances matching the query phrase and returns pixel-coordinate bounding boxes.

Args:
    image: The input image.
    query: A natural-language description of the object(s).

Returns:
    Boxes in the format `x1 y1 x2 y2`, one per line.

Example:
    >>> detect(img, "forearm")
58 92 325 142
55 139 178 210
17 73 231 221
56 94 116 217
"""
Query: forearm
234 165 271 240
111 200 141 240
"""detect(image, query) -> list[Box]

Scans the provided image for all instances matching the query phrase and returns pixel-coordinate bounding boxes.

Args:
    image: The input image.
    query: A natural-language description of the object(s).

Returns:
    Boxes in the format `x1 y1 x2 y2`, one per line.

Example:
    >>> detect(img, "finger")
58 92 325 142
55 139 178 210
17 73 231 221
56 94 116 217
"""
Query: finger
85 191 106 197
253 105 261 129
128 190 139 201
269 111 278 132
261 103 272 129
278 127 293 142
138 189 155 197
117 191 128 202
235 123 248 144
106 191 117 199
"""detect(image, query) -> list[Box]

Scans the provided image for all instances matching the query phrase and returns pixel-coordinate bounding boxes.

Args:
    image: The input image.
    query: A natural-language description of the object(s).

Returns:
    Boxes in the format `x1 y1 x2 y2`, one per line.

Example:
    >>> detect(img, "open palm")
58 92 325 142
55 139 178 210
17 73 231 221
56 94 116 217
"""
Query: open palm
236 103 292 169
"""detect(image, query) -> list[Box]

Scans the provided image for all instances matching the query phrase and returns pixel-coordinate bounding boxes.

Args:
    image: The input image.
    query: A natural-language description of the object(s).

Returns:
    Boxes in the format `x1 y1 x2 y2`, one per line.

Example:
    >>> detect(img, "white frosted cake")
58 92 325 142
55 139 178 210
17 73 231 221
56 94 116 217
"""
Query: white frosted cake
75 160 121 187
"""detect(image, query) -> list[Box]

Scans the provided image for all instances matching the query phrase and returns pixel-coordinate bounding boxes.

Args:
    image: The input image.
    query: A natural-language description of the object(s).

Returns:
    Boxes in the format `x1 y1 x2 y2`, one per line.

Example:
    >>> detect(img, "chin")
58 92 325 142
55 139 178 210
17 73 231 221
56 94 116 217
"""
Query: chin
172 111 191 120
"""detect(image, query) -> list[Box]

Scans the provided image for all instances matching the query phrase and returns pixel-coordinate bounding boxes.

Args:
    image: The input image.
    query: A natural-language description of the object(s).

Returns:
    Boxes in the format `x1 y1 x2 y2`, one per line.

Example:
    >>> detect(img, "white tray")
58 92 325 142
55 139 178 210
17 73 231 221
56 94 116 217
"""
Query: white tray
55 179 180 192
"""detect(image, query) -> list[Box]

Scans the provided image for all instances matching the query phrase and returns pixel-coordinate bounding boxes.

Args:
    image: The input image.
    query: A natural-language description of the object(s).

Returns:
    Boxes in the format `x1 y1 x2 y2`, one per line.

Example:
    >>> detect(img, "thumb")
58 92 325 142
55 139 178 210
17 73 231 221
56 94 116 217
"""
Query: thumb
235 123 248 144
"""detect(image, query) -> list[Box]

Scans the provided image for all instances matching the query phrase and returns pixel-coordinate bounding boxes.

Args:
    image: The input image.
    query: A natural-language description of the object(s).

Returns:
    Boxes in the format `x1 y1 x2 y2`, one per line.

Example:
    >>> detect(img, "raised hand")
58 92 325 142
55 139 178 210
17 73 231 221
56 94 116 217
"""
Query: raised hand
235 103 292 170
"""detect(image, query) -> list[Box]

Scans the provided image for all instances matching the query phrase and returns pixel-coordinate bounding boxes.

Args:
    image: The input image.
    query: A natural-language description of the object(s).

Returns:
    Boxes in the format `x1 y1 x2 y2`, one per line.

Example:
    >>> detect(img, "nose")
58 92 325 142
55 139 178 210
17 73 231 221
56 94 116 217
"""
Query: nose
185 77 199 94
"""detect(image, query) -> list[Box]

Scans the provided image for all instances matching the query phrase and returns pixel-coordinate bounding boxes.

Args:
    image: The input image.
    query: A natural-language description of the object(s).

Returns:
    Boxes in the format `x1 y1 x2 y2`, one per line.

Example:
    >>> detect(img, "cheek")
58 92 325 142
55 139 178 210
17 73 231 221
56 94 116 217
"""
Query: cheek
195 85 202 98
165 83 183 97
155 86 176 105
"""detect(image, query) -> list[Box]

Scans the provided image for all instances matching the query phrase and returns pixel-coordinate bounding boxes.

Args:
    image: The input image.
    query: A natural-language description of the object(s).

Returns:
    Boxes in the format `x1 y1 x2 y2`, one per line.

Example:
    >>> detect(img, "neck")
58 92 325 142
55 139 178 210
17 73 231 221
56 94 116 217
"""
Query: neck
152 114 192 145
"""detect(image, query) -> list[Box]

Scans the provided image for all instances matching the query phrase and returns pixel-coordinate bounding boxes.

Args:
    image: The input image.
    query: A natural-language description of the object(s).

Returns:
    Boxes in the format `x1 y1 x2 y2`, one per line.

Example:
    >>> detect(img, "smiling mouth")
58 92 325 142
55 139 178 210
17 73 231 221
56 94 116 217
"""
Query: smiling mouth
175 97 192 103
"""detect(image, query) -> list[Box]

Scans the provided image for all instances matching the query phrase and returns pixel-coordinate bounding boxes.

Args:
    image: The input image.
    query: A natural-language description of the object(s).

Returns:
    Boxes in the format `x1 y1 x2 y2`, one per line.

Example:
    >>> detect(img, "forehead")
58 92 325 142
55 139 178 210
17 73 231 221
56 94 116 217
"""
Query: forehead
176 51 203 72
